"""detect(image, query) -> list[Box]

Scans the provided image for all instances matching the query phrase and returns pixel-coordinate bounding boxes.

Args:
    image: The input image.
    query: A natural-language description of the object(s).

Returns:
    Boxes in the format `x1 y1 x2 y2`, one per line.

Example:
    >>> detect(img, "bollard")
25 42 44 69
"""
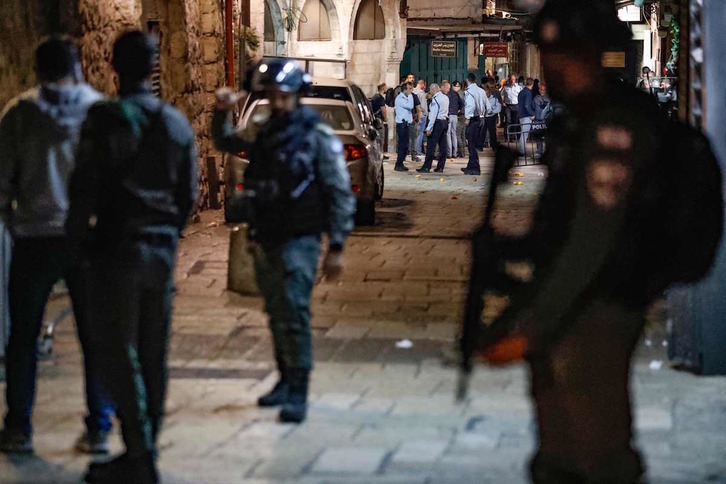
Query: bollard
227 224 260 295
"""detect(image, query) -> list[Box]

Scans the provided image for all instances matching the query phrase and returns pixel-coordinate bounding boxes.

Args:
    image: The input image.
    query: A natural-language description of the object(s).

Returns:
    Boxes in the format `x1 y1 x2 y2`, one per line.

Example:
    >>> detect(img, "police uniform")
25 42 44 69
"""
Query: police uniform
475 1 670 482
212 60 356 423
418 89 449 172
67 87 198 471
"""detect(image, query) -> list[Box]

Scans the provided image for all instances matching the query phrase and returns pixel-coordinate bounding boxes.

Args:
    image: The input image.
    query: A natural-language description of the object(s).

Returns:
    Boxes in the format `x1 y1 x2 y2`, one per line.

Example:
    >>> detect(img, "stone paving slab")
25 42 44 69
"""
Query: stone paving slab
3 159 726 483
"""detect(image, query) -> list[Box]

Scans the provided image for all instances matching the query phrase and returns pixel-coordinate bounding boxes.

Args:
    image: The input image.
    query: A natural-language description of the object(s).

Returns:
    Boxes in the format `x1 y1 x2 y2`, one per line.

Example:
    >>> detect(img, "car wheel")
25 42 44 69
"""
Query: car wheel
355 200 376 226
375 169 384 201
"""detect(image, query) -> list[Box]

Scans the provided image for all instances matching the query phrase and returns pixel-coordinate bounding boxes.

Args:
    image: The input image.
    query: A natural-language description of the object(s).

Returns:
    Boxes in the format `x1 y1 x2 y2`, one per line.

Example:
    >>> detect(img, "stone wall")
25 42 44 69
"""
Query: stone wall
78 0 142 95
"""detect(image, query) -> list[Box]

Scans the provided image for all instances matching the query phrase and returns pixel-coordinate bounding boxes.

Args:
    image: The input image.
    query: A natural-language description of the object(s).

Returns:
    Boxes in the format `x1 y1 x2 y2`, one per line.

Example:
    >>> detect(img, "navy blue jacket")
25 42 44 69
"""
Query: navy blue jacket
446 90 462 115
518 87 536 118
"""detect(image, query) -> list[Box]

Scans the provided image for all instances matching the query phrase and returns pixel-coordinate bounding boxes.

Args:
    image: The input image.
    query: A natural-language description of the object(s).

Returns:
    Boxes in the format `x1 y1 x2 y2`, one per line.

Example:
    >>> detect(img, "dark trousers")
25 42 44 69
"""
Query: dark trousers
91 236 177 457
253 235 321 372
484 115 499 149
529 299 645 483
382 121 389 153
422 119 449 171
505 105 519 140
465 119 481 172
4 237 113 436
396 121 410 167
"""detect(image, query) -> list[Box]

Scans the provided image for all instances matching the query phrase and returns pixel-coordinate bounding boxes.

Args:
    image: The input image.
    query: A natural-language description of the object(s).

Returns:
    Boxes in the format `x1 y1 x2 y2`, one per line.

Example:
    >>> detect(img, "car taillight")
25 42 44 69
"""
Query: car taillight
352 185 360 193
237 151 247 159
344 144 367 161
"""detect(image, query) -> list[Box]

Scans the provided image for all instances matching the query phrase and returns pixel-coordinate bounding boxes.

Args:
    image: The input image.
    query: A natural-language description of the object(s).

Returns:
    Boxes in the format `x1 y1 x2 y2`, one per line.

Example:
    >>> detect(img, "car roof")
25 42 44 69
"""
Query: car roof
311 77 355 88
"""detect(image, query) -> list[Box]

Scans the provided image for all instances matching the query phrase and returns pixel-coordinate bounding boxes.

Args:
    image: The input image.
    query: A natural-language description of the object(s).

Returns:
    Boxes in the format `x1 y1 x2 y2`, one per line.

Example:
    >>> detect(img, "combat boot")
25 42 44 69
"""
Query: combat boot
258 365 290 407
279 370 309 424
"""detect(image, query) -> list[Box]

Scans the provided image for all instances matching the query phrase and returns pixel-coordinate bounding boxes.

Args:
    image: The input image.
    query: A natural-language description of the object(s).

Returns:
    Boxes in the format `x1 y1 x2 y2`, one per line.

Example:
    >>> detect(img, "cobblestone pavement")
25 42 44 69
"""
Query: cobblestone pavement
2 155 726 483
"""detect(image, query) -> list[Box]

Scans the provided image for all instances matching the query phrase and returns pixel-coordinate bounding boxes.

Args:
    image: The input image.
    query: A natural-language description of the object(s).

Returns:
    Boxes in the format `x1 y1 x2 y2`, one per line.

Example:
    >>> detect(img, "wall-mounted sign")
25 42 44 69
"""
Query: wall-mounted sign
481 42 508 58
431 40 457 58
602 51 626 68
618 5 641 22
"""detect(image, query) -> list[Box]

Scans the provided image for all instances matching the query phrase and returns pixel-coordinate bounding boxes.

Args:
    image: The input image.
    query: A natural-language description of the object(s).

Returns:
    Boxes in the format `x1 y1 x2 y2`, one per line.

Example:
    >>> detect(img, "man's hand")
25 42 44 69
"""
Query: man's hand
322 250 344 280
426 130 432 137
465 119 470 126
216 87 246 111
480 335 529 366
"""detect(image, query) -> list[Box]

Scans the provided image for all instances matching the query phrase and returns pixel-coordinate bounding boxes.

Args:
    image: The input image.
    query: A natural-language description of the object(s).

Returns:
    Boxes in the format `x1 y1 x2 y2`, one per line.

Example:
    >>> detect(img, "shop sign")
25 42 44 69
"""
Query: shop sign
431 41 457 58
482 42 508 58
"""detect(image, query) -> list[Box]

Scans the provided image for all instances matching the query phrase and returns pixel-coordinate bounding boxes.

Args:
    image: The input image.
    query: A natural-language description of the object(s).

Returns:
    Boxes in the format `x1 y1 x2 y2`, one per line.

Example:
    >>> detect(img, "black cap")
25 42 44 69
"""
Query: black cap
35 36 82 83
533 0 632 51
248 58 312 94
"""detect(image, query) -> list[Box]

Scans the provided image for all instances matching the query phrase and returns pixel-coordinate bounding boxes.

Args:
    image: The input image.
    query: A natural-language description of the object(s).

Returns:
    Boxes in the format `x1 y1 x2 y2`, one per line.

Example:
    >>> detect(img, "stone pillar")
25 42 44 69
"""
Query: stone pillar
78 0 142 95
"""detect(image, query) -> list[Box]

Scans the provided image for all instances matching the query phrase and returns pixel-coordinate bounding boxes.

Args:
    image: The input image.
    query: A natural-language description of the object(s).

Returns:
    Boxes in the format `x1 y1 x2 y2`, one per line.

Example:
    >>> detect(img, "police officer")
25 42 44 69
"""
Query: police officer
212 59 356 424
66 31 198 483
462 73 486 176
473 1 673 482
0 36 114 455
417 82 449 173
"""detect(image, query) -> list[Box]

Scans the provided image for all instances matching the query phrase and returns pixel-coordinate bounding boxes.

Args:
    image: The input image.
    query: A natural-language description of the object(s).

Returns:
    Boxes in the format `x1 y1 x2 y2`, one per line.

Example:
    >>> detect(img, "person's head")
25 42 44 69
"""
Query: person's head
467 73 477 86
526 77 534 89
406 73 415 84
249 58 312 115
112 30 158 92
378 82 387 94
534 0 632 102
416 79 426 90
35 35 83 85
441 80 450 94
452 80 461 92
538 83 547 96
642 66 651 76
508 74 516 85
517 76 525 85
485 83 494 96
403 82 414 95
429 83 440 95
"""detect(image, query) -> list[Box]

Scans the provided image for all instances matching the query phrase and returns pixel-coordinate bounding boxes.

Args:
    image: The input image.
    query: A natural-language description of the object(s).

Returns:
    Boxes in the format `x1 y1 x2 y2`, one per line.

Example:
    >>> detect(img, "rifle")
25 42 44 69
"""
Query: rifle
457 147 524 402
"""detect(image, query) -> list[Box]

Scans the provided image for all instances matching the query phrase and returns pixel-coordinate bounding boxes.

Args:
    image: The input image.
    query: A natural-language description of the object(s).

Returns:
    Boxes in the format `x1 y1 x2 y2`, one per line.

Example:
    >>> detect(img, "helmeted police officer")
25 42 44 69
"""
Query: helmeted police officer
212 59 356 424
472 1 675 482
66 31 199 483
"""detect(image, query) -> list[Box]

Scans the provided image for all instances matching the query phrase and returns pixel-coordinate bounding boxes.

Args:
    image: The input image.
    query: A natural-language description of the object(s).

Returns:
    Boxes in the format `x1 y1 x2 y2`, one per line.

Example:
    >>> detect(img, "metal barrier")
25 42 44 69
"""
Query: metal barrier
504 121 548 166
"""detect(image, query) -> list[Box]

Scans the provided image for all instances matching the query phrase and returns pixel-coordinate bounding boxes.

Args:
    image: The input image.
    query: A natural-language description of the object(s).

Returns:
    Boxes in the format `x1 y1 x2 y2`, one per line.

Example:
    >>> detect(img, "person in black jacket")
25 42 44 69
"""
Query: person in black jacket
445 79 463 159
66 31 198 484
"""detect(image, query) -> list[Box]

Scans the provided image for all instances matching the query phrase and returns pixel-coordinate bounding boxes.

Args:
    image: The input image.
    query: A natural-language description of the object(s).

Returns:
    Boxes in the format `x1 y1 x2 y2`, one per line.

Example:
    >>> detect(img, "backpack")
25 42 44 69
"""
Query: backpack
648 120 723 288
385 87 396 108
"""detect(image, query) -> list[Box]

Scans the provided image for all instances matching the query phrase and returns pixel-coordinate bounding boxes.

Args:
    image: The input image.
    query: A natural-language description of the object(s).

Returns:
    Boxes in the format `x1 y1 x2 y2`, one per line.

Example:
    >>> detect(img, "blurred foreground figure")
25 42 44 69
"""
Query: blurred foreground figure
0 36 114 455
213 59 355 423
67 31 198 483
463 0 723 482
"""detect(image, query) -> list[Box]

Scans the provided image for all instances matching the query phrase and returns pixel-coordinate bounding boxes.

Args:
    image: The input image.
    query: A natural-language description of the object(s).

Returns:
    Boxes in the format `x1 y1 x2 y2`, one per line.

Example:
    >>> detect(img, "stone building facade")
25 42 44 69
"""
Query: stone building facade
254 0 406 96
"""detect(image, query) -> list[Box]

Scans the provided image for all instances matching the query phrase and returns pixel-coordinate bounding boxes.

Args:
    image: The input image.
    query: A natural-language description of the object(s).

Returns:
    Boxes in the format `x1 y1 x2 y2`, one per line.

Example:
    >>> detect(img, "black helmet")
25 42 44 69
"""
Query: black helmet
533 0 632 51
248 58 312 93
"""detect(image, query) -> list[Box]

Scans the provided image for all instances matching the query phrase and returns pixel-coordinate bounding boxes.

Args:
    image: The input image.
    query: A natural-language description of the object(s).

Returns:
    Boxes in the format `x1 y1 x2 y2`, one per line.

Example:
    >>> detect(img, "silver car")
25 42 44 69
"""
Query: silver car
223 97 384 225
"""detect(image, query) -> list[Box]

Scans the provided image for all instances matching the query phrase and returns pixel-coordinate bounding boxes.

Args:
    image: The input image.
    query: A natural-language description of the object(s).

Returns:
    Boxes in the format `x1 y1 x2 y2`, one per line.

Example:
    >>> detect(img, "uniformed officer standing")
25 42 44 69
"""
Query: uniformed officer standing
472 1 678 482
66 31 198 483
212 59 356 424
417 82 449 173
462 73 486 176
394 83 415 172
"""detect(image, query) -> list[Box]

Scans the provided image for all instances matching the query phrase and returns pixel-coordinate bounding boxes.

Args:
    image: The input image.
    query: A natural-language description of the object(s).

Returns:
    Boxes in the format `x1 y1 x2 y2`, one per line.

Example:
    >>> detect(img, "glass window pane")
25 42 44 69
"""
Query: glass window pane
374 3 385 39
319 2 331 40
264 1 275 41
299 0 319 41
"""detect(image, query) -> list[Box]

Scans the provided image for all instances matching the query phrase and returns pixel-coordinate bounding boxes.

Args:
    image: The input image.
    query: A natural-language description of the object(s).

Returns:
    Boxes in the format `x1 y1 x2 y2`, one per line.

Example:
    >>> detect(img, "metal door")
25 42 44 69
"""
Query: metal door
401 36 469 85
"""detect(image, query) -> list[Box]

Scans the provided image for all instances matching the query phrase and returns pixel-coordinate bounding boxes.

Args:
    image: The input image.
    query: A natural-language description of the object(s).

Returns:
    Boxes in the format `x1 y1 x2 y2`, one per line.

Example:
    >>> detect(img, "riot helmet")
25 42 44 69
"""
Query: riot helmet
533 0 632 51
248 58 312 94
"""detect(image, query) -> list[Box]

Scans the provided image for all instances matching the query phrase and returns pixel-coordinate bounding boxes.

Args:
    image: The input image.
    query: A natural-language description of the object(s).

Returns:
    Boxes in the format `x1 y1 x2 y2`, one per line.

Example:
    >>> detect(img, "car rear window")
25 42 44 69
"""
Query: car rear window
247 102 355 131
306 86 351 102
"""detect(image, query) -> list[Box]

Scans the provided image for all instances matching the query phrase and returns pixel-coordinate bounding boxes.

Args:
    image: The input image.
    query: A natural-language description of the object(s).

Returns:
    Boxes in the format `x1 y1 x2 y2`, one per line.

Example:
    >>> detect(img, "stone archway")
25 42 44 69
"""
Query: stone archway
264 0 285 55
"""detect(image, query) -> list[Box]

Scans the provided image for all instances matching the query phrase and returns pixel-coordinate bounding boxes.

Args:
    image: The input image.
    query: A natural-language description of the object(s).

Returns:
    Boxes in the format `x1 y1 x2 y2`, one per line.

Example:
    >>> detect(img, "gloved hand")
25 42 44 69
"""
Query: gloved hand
215 87 246 111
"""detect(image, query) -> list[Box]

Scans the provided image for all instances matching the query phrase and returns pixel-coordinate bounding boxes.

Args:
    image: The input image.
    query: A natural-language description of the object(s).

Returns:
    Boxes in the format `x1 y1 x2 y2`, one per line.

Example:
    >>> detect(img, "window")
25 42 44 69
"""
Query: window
264 1 275 42
354 0 385 40
298 0 332 41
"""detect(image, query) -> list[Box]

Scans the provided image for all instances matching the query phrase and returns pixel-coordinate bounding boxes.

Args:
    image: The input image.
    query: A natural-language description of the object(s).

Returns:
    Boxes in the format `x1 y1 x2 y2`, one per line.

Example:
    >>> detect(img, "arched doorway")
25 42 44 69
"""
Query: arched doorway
263 0 285 56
